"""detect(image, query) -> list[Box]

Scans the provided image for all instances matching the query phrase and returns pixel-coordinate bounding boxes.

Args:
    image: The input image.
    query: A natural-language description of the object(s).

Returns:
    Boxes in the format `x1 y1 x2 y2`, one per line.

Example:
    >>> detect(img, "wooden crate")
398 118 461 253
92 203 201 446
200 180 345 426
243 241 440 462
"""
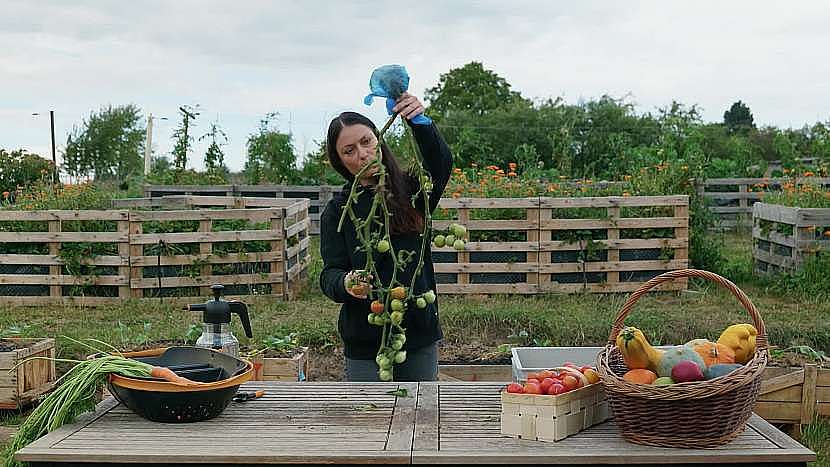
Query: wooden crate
0 338 56 409
500 382 609 442
752 202 830 275
699 177 830 230
248 347 309 381
538 195 690 293
0 210 130 306
755 364 830 429
433 198 541 294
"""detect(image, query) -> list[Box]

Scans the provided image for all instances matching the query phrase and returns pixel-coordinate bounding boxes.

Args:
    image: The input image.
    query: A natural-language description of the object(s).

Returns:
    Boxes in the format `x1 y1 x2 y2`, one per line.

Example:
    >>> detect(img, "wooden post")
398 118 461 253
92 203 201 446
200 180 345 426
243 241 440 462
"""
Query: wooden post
117 220 131 299
538 207 551 293
674 203 690 290
199 219 212 296
457 208 470 286
48 220 61 300
271 212 285 299
799 364 819 430
526 205 540 292
129 218 144 298
606 207 620 287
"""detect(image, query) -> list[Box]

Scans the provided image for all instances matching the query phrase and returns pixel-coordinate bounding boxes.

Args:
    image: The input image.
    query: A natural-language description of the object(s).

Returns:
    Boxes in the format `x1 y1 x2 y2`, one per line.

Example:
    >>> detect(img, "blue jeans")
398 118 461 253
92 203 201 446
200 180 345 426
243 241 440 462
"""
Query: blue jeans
344 342 439 382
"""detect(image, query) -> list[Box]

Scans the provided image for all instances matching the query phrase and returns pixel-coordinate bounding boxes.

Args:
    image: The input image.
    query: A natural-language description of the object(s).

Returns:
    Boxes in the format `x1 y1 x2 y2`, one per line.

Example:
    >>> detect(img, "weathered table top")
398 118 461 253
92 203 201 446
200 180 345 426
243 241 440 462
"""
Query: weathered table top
16 382 816 466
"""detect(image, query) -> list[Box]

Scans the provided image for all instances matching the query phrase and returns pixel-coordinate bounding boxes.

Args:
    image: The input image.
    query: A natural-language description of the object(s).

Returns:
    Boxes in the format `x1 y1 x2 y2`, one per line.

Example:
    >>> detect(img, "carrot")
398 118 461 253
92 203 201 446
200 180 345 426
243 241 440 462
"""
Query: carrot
150 366 199 385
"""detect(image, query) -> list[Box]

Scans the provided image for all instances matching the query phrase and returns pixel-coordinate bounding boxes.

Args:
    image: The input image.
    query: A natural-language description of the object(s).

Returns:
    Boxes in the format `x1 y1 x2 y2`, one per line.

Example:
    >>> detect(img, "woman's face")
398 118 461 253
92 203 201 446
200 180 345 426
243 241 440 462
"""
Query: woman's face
336 124 379 182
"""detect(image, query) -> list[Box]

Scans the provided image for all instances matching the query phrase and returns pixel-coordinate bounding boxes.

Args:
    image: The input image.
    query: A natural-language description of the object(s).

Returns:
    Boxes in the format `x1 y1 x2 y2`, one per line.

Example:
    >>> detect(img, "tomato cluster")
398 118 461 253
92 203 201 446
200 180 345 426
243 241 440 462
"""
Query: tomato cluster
505 363 601 396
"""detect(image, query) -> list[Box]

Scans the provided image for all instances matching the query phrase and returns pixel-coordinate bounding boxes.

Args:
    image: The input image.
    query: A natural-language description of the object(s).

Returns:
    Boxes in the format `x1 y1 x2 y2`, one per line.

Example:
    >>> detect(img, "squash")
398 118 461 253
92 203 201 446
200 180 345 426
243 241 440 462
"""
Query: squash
623 368 657 385
615 327 663 373
657 345 706 378
716 324 757 364
684 339 736 367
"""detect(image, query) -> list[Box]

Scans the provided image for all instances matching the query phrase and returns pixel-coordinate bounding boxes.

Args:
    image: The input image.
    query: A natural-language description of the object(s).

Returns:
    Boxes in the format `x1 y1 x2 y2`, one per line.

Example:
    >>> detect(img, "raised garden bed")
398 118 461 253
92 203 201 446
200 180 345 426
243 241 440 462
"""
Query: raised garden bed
752 202 830 274
247 347 309 382
0 338 56 409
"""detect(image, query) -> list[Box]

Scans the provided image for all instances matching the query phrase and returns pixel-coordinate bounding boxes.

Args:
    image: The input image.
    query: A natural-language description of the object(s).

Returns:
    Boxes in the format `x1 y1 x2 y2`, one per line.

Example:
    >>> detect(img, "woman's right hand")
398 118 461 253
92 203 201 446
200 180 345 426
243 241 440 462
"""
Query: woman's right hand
344 270 372 299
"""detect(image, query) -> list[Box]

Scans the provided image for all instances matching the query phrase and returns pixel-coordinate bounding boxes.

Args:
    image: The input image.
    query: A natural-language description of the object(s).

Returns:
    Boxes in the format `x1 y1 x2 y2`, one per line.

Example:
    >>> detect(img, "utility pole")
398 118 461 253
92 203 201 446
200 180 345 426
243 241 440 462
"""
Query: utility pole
144 114 154 175
50 110 57 183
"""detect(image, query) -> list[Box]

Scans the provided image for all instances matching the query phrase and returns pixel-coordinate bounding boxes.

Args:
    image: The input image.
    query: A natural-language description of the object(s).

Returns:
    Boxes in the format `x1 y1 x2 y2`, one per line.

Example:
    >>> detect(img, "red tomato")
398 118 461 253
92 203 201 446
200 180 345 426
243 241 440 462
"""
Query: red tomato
539 377 556 393
523 382 542 394
526 372 539 381
537 370 555 380
547 382 567 395
526 378 540 386
506 383 524 394
563 362 578 369
370 301 384 314
579 365 593 373
561 375 579 390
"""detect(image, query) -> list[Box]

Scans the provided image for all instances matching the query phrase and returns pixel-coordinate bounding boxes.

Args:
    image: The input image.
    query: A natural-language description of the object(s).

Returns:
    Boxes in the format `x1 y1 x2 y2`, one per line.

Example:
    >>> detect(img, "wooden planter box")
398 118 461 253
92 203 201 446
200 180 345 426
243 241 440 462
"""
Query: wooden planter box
0 338 56 409
755 364 829 430
500 382 609 442
752 202 830 275
249 347 309 381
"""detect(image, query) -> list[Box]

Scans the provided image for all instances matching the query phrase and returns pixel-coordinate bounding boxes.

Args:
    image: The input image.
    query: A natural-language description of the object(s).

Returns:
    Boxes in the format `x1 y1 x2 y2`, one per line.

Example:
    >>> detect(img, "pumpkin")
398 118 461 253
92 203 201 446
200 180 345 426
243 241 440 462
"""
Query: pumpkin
623 368 657 385
685 339 736 367
717 324 757 364
615 326 663 373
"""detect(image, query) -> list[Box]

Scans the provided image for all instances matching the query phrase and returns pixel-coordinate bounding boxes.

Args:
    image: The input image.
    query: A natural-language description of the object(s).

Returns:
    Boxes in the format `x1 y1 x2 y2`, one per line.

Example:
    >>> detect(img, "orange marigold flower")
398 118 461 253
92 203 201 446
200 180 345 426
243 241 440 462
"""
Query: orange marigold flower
496 169 505 175
508 171 517 177
508 162 517 170
1 191 8 198
804 171 815 177
824 230 830 237
452 192 461 199
453 168 462 174
623 175 632 181
622 191 631 197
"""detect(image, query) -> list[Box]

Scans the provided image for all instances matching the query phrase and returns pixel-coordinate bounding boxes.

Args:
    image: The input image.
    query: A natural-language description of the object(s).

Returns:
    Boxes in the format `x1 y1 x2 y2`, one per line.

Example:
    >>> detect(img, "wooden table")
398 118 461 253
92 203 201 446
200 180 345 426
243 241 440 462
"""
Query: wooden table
16 382 816 466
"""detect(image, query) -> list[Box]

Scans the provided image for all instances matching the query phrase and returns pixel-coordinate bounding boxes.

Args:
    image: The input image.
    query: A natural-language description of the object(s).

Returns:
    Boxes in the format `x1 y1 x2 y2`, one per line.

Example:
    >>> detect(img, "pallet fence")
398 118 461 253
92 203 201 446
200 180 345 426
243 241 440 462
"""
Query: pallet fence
752 202 830 275
0 198 310 306
698 177 830 230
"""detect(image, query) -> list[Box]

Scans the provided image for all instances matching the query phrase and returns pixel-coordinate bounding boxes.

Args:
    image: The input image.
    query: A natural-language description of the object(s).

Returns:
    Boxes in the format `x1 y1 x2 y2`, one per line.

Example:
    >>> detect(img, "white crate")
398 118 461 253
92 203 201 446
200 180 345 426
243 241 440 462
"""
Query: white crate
511 347 603 382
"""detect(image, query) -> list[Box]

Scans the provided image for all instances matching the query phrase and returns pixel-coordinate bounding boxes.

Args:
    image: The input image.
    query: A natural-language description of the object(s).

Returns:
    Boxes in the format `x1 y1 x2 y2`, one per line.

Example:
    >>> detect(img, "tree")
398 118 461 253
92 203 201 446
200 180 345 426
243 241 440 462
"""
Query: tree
244 113 297 184
424 62 526 117
295 140 343 185
723 101 755 134
62 105 145 181
200 121 229 182
0 149 54 192
171 105 200 171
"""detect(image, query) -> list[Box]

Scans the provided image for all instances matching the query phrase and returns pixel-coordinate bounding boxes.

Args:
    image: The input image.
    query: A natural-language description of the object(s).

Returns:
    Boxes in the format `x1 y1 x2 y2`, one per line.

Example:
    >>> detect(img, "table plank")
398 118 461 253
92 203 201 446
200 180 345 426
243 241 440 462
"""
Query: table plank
411 382 816 465
17 382 412 465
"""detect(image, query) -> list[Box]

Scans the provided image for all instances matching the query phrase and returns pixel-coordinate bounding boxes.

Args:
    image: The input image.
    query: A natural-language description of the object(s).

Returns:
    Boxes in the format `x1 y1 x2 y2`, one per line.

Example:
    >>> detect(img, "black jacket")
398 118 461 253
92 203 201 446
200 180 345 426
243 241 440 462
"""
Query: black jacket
319 122 453 359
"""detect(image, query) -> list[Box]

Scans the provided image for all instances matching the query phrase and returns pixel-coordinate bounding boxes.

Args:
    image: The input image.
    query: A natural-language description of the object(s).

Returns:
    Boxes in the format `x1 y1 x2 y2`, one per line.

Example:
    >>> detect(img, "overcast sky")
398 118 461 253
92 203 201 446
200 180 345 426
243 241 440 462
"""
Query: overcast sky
2 0 829 173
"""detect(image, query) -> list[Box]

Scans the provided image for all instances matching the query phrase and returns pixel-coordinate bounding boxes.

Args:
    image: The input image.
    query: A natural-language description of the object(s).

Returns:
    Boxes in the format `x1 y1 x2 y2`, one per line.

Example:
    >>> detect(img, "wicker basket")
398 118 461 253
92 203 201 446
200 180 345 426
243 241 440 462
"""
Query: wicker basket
596 269 769 448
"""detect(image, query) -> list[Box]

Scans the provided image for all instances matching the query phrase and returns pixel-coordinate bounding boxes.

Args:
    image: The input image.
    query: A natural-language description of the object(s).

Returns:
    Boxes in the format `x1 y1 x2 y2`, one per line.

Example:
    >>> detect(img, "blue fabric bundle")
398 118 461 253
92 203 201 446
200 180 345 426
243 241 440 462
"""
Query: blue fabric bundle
363 64 431 125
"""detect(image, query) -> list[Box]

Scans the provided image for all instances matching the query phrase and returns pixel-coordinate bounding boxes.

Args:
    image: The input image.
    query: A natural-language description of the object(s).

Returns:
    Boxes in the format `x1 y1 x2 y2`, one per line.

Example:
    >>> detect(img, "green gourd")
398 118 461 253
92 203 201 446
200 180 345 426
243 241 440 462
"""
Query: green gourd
657 345 706 378
705 363 744 380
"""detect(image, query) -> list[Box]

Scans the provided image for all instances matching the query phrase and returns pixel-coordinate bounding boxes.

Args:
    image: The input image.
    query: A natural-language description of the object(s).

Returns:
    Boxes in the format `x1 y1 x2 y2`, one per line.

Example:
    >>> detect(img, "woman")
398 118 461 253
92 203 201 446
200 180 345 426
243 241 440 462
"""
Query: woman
319 92 453 381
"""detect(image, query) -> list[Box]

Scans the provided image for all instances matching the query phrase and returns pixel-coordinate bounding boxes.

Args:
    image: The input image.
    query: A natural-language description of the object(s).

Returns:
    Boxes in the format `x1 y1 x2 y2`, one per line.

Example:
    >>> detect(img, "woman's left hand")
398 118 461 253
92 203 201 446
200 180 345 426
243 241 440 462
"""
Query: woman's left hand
392 92 426 121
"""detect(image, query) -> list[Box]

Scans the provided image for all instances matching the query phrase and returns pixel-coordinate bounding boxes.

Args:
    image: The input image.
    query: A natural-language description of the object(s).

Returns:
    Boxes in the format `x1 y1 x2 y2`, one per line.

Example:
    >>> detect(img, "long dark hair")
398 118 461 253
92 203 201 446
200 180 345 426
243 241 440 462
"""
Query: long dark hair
327 112 424 235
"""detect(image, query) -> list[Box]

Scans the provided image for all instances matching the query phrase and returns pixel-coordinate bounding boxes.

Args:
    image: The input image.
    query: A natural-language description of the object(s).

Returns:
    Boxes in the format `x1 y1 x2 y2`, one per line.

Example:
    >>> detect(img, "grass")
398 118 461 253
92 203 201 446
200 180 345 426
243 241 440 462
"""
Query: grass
1 232 829 462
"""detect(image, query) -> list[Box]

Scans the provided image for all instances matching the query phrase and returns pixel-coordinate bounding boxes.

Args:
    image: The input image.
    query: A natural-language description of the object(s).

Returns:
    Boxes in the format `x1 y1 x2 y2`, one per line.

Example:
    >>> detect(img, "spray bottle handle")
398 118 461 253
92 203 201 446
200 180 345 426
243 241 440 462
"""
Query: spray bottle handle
229 301 253 338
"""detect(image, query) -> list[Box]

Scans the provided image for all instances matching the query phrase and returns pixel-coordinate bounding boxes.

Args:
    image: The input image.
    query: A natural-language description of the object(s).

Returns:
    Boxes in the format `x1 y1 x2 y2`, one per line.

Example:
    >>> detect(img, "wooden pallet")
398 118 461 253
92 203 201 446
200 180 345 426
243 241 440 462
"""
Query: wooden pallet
0 210 131 304
538 195 690 293
752 202 830 275
756 364 830 435
699 177 830 230
433 198 541 294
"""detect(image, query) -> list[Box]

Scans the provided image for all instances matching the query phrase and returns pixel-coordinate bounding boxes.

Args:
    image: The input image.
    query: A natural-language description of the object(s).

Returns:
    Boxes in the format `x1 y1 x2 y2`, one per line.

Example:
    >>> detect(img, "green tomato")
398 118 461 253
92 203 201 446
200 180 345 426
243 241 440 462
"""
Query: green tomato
394 351 407 364
390 299 405 312
423 290 436 304
424 181 433 192
394 333 407 344
416 297 427 309
376 239 390 253
432 235 445 248
376 353 385 365
444 234 456 245
453 239 466 251
367 314 376 325
379 369 393 381
451 224 467 238
378 356 392 369
391 340 403 350
390 311 404 325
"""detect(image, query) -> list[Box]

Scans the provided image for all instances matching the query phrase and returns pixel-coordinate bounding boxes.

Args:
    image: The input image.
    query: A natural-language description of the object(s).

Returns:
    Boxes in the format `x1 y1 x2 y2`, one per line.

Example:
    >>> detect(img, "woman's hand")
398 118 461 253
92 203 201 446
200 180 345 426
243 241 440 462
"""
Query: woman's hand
392 92 426 121
344 270 372 299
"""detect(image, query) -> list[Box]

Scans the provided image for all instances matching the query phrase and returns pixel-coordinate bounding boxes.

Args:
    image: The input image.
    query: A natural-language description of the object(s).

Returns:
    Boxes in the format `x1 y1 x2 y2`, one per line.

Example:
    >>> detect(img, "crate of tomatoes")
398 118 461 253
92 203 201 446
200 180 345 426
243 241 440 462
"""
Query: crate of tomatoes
500 364 609 442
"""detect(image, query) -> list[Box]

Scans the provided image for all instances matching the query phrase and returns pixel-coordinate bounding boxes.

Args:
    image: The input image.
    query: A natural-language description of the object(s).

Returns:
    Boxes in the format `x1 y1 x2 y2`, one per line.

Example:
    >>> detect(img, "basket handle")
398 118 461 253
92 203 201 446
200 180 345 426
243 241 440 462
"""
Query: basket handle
607 269 767 351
